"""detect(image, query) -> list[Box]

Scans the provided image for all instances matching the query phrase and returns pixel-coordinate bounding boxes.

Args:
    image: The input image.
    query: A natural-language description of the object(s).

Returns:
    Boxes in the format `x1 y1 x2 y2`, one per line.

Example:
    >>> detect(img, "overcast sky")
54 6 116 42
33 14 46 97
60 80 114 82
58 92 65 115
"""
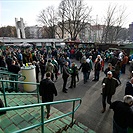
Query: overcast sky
0 0 133 28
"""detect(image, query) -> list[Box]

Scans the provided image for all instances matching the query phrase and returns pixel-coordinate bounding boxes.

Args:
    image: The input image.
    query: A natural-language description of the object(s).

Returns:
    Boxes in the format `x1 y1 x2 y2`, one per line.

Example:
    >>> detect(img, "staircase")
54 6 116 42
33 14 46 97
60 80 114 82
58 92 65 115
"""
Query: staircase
0 93 96 133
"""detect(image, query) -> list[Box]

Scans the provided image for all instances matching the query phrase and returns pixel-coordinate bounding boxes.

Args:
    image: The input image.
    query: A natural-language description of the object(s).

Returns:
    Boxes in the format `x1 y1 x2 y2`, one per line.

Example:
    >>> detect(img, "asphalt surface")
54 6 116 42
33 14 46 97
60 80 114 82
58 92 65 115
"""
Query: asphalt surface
50 59 129 133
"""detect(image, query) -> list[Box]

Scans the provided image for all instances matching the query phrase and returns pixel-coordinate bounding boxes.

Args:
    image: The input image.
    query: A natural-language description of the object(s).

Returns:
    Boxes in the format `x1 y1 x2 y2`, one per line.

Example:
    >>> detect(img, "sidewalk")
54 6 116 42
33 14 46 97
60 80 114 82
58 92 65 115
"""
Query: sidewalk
53 60 129 133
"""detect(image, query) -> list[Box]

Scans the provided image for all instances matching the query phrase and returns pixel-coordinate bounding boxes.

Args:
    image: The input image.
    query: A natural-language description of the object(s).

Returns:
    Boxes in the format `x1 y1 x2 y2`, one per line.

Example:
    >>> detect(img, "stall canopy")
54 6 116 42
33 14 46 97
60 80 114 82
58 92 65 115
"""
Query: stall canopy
15 42 32 47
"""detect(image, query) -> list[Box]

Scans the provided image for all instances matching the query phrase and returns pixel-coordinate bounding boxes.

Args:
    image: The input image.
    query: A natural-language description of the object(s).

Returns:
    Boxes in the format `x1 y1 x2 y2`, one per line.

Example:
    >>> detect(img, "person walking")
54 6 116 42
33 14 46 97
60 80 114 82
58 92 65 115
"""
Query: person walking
101 71 119 113
39 72 57 119
110 95 133 133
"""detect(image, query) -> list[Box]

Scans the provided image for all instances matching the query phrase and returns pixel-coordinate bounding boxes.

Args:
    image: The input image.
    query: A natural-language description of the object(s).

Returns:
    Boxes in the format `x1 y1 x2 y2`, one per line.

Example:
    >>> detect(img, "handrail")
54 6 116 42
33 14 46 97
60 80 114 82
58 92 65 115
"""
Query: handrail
0 67 8 71
0 80 40 106
0 71 26 81
0 98 82 133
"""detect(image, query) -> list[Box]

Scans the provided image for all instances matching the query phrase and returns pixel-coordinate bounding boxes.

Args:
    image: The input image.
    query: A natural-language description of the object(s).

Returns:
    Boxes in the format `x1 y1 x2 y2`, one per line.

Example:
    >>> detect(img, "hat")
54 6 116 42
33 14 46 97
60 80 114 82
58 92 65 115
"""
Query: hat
107 71 112 75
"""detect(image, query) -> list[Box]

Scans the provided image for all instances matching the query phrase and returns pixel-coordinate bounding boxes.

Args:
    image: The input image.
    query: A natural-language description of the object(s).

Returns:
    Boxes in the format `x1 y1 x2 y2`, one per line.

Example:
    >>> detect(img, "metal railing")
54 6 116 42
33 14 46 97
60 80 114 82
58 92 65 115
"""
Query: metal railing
0 67 8 71
0 71 26 92
0 80 82 133
0 80 40 106
0 70 26 80
0 98 81 133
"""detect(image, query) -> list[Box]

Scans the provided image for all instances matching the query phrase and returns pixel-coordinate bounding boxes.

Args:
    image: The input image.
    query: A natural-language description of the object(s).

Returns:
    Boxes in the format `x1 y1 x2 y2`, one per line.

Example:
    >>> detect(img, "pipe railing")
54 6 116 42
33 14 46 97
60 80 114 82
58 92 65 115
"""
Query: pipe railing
0 80 40 106
0 98 82 133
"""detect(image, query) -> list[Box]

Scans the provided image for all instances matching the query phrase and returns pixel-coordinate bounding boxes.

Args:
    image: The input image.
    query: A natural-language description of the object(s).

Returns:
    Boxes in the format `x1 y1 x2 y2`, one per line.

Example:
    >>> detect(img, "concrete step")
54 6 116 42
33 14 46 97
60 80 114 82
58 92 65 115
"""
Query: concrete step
0 93 96 133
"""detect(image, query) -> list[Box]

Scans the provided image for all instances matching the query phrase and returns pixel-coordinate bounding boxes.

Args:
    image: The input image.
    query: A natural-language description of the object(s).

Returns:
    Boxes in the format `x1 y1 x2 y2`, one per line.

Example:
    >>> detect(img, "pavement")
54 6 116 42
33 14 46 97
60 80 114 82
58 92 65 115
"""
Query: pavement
53 59 129 133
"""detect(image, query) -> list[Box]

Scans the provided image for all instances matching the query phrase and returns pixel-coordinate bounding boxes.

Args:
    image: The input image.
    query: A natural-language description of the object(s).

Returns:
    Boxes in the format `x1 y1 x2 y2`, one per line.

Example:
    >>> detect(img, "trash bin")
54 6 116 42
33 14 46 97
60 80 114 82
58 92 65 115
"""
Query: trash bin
21 65 36 92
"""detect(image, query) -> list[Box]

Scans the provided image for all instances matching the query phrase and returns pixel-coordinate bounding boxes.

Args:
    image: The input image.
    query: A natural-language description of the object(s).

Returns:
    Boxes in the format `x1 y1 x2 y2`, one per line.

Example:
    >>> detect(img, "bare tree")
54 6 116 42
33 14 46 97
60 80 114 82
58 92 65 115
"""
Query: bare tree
58 0 92 40
37 6 58 38
101 4 127 44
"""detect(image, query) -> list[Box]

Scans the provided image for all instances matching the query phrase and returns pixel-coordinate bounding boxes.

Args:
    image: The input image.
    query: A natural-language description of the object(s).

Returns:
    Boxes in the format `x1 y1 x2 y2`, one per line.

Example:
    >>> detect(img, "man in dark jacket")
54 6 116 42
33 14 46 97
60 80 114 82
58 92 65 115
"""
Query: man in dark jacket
125 77 133 96
62 61 70 93
8 60 21 91
69 62 78 88
101 71 119 113
39 72 57 119
8 60 21 74
79 59 90 84
110 95 133 133
93 58 101 81
39 59 46 80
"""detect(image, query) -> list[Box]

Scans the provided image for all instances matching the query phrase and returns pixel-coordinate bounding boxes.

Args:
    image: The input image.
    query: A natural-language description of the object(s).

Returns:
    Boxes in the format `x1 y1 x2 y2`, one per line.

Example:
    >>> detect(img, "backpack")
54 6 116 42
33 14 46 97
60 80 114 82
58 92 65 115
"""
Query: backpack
0 99 6 115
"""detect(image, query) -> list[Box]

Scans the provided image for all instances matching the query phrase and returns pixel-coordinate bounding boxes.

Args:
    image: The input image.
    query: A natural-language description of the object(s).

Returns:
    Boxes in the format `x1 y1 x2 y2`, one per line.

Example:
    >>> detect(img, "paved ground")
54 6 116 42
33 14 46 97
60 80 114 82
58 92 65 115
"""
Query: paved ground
51 59 129 133
1 59 128 133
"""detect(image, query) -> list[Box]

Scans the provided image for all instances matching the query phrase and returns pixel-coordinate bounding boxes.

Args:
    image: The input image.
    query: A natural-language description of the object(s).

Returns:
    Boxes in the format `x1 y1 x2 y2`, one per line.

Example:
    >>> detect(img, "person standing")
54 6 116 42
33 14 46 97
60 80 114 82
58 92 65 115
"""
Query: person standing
112 60 121 85
110 95 133 133
45 59 54 81
93 58 101 81
104 63 115 77
62 61 70 93
125 77 133 96
39 72 57 119
69 62 78 88
129 60 133 79
79 59 90 84
39 59 46 80
32 61 40 83
121 53 129 74
51 57 59 81
101 71 119 113
86 56 93 80
8 60 21 91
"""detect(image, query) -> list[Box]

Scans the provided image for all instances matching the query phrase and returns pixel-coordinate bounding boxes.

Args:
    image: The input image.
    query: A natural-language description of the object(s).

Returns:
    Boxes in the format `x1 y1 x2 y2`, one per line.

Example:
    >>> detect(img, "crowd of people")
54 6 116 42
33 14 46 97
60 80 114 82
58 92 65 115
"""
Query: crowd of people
0 45 133 132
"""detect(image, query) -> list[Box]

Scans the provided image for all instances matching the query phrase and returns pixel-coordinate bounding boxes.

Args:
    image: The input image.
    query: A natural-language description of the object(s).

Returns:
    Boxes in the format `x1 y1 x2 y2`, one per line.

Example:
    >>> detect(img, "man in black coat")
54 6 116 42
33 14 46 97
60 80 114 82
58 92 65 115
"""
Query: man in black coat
8 60 20 74
79 59 90 84
62 61 70 93
93 58 101 81
125 77 133 96
110 95 133 133
69 62 78 88
8 60 21 91
39 72 57 119
101 71 119 113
